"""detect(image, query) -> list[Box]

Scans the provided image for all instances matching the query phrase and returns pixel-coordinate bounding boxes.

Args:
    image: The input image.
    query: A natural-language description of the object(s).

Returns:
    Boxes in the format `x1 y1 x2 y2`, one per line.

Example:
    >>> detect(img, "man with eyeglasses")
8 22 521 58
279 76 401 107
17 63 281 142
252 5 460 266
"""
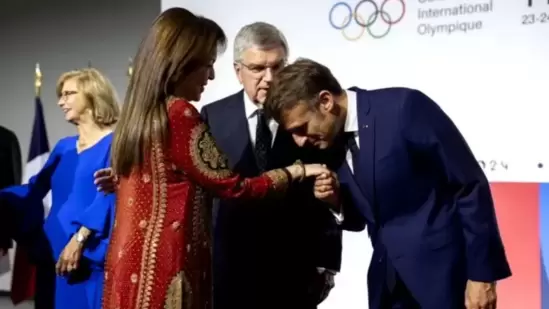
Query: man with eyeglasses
200 22 343 309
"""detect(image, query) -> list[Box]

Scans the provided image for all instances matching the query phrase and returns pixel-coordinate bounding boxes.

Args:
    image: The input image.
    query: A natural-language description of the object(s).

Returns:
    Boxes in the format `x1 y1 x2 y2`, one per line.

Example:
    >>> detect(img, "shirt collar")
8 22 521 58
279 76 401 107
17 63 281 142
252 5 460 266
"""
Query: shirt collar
243 91 260 118
344 89 358 133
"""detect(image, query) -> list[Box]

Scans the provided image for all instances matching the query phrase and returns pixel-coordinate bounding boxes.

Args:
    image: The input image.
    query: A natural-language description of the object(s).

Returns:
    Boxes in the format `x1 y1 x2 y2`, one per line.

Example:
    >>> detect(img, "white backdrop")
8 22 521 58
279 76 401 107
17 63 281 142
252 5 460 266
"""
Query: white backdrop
161 0 549 308
0 0 546 302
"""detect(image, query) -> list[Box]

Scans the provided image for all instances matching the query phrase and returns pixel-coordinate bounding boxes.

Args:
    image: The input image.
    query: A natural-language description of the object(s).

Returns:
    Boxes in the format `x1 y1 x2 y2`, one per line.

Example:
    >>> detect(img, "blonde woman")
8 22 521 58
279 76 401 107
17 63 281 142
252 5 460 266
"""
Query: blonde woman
0 68 119 309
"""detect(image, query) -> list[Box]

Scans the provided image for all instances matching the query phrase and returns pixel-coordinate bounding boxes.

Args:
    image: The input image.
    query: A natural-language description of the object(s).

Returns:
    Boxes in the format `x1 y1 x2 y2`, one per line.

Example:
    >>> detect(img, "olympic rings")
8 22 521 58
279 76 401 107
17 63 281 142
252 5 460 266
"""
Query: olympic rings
328 0 406 40
354 0 379 28
341 13 366 41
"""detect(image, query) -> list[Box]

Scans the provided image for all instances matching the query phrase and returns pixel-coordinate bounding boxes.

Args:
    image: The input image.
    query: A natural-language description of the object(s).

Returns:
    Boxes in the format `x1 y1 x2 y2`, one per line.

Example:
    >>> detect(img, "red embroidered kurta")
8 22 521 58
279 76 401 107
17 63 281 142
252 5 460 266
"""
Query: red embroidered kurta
102 98 289 309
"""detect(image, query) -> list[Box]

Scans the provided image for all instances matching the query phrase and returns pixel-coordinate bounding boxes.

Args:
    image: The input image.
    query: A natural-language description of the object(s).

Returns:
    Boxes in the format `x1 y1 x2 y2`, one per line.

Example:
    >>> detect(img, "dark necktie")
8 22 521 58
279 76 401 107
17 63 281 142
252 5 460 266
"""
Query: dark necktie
346 132 360 175
254 109 272 172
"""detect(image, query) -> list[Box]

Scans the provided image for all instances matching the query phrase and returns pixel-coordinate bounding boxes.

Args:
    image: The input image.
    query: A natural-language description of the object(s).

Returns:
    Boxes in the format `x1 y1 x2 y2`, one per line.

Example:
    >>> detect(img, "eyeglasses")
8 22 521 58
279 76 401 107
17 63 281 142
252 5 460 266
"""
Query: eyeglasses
60 90 78 98
238 60 286 76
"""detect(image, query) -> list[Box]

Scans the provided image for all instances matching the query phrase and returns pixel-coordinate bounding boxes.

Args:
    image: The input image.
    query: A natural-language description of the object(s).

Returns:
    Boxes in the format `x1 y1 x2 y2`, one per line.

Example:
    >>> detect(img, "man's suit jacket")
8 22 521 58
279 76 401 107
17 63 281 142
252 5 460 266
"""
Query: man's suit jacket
201 91 342 308
336 87 511 309
0 126 22 250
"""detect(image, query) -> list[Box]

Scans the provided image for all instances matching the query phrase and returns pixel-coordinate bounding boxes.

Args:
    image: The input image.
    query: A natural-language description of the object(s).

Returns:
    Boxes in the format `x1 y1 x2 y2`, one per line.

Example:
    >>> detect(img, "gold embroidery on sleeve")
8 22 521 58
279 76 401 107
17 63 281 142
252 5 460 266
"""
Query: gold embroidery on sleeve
264 169 289 194
164 271 192 309
189 123 233 180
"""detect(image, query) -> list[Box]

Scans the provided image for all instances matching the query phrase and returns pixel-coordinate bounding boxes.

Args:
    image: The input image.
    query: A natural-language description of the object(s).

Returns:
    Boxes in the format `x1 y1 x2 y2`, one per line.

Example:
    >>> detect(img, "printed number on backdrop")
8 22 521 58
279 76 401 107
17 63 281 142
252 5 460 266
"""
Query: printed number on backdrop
477 160 509 171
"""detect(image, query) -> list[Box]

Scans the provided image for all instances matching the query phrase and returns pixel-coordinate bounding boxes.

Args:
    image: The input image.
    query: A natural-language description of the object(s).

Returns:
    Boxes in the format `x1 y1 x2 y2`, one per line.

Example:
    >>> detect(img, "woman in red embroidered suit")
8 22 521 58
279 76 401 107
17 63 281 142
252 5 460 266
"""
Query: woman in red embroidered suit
102 7 331 309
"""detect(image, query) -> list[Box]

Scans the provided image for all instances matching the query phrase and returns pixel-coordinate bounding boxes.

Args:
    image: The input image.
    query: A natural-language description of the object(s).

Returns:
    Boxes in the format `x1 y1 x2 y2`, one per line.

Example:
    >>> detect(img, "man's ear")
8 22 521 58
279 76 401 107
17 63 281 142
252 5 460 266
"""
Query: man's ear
233 62 243 85
318 90 335 113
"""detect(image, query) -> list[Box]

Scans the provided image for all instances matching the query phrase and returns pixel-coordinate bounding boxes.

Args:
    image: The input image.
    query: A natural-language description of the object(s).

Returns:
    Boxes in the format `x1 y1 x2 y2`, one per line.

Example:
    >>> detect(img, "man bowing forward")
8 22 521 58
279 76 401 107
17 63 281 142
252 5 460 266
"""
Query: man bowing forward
264 58 511 309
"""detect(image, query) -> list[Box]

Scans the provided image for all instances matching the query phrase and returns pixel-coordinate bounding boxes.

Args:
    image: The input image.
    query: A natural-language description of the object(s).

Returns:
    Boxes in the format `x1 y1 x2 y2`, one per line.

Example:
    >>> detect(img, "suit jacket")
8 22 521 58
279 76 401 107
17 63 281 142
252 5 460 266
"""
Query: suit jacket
0 126 22 250
201 91 342 308
336 87 511 309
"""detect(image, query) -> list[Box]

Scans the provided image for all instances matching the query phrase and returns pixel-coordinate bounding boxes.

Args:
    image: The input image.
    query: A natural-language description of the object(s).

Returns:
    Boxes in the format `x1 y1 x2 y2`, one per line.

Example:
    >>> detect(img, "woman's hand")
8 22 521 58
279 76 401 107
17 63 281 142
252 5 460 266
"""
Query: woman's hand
93 168 117 193
303 164 331 178
56 234 84 276
285 163 331 181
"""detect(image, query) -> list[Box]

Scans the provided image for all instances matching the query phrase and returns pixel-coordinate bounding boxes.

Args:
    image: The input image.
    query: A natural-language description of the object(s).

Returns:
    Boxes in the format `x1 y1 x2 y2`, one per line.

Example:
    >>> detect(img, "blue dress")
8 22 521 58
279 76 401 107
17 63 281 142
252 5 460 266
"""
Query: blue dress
0 133 115 309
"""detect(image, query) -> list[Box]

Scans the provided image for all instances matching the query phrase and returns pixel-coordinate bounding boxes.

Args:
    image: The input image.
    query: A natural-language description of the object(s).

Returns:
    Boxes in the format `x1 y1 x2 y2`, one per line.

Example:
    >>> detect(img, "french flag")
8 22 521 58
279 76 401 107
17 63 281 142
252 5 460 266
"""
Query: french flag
10 96 51 305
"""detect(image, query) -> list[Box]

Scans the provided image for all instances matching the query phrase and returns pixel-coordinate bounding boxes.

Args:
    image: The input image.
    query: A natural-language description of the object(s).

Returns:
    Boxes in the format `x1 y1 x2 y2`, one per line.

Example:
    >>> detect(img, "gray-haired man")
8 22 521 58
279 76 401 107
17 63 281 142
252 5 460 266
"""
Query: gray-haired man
200 22 342 309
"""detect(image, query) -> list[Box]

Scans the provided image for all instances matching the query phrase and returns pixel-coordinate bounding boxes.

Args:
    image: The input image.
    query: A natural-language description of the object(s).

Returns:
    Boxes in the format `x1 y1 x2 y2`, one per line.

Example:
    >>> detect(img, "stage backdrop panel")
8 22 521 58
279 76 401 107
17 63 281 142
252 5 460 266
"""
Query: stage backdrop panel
491 183 540 309
160 0 549 308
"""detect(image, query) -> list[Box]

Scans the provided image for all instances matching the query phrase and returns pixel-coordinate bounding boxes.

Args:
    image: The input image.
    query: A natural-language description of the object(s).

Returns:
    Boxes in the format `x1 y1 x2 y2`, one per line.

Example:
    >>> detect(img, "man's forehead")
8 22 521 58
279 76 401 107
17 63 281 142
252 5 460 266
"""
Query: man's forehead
242 45 286 63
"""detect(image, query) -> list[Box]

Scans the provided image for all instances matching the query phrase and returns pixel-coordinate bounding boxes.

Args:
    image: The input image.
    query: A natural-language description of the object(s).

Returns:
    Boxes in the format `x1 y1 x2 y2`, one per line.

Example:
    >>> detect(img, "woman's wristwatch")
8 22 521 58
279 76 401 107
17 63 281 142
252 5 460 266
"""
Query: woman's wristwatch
75 231 88 244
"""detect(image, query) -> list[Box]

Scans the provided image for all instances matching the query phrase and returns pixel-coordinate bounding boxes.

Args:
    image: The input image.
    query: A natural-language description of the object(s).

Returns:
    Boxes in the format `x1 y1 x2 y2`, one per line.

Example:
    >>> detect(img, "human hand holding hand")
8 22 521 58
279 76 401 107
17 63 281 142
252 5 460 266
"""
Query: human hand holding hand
314 171 340 208
303 164 331 178
93 168 117 193
465 280 497 309
285 163 331 182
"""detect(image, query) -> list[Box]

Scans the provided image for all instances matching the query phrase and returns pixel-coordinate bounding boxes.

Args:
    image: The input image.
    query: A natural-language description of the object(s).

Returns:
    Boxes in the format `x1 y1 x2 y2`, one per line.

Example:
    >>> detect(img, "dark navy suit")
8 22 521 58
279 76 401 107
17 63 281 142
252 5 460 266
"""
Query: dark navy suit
335 87 511 308
201 91 342 309
0 126 21 252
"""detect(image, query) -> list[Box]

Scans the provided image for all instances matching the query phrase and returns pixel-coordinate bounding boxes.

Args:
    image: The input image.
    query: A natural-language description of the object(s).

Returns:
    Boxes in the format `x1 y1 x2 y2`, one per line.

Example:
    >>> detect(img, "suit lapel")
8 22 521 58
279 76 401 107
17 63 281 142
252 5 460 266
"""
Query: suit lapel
351 87 377 219
219 92 257 174
271 126 285 150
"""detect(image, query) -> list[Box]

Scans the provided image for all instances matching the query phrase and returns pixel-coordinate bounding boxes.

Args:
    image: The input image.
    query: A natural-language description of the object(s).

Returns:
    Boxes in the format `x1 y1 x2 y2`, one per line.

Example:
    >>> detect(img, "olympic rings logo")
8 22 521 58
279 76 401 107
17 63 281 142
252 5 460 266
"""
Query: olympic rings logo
329 0 406 40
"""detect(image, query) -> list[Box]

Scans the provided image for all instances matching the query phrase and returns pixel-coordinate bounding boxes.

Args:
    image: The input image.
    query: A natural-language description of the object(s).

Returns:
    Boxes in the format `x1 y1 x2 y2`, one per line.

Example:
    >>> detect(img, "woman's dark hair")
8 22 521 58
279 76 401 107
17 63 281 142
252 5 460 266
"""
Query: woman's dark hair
112 7 226 176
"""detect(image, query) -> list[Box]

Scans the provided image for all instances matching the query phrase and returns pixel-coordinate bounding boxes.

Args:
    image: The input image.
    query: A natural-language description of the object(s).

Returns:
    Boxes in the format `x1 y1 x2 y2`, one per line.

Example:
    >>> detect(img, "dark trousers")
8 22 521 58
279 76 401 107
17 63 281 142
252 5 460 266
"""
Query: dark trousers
380 273 420 309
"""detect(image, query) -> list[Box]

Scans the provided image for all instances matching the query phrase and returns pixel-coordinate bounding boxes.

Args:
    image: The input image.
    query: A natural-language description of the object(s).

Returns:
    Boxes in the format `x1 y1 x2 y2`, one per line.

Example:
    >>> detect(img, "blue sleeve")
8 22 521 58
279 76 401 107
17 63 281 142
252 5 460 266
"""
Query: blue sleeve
75 192 115 265
401 89 511 282
0 141 63 234
71 144 115 265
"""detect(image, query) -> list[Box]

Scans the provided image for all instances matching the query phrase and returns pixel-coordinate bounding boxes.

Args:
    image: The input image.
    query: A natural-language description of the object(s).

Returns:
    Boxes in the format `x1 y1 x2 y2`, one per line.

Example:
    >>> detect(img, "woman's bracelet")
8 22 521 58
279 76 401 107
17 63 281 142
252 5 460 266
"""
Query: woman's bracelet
294 160 305 182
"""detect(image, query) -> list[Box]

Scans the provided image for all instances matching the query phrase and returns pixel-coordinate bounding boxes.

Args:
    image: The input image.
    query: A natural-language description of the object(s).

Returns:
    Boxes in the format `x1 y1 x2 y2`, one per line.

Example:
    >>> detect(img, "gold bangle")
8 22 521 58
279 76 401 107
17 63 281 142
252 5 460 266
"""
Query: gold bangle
281 167 293 183
294 160 305 182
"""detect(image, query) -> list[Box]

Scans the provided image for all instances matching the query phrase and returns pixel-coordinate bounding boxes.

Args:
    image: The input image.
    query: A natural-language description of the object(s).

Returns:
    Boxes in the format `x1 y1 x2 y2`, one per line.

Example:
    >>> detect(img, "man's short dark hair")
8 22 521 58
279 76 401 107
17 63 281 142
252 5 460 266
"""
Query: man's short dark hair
265 58 343 122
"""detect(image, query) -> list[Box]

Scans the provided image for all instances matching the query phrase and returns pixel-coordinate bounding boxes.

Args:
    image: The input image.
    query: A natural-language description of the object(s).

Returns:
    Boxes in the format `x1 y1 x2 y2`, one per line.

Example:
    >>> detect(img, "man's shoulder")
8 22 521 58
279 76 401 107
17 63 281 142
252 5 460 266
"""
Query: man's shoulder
353 87 428 114
353 86 419 100
202 90 244 114
0 126 16 140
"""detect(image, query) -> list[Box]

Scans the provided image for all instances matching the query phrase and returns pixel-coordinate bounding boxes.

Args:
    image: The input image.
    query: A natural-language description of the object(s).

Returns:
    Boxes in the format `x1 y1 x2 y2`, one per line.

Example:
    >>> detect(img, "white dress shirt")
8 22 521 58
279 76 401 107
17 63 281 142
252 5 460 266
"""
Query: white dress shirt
344 89 360 174
243 93 278 146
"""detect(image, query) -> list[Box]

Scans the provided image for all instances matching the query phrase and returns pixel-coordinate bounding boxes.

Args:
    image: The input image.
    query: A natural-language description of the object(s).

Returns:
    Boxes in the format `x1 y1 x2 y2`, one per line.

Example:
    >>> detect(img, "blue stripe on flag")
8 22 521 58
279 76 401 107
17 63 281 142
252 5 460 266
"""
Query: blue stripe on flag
27 97 49 162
